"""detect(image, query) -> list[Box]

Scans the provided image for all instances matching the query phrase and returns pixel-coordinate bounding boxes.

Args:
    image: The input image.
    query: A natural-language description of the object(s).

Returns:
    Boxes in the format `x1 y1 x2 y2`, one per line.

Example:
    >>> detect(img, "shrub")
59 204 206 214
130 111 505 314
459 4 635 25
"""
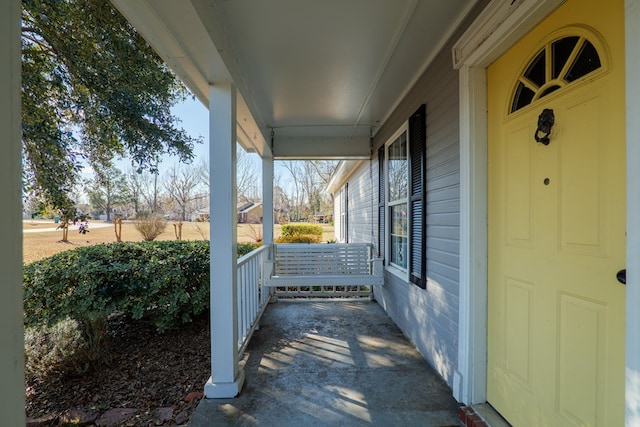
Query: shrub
275 234 322 243
24 240 264 374
24 241 211 341
237 242 260 257
280 223 323 238
134 213 168 241
24 318 85 381
246 224 263 243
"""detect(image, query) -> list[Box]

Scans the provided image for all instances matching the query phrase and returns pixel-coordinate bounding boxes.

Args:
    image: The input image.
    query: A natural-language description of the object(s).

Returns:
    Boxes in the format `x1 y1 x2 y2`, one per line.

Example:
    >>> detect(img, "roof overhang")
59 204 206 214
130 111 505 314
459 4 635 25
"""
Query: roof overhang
111 0 479 159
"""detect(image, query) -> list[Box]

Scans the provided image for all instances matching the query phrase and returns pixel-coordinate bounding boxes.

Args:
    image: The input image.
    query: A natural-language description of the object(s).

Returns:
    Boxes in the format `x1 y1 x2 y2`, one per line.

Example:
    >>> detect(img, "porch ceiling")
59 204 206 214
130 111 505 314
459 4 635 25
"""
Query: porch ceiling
111 0 477 158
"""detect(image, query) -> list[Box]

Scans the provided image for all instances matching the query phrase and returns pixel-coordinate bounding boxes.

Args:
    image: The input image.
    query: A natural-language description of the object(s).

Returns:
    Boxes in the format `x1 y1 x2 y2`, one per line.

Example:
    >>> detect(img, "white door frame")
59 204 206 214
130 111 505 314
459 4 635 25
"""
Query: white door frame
454 2 640 423
624 0 640 424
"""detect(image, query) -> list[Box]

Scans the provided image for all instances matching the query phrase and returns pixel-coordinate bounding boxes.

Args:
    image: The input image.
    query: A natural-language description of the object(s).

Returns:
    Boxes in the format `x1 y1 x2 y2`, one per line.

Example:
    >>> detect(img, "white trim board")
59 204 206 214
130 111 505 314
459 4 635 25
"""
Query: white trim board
625 0 640 424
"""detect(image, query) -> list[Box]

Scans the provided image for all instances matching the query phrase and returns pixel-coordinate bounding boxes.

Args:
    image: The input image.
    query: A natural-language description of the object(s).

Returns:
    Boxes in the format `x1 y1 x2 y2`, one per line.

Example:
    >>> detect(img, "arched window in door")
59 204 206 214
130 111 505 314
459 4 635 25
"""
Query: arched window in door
511 29 606 113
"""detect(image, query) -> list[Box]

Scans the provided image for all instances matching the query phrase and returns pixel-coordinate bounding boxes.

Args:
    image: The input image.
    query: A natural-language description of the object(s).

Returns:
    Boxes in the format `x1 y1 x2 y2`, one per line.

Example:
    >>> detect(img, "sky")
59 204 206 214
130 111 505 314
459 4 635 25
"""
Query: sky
169 96 210 163
115 95 270 193
165 97 308 195
117 96 210 171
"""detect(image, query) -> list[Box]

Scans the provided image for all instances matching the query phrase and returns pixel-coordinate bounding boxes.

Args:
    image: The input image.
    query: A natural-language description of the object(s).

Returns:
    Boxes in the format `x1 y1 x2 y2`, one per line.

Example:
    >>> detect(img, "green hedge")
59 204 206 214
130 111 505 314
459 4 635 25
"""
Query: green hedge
24 241 210 334
237 242 260 256
275 234 322 243
24 240 261 334
23 240 262 375
280 223 323 237
277 223 323 243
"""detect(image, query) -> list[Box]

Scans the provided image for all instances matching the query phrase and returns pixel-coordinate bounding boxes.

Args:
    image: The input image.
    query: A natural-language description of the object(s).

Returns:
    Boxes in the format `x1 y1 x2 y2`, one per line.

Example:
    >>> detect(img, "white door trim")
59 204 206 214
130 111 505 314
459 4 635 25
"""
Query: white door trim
625 0 640 424
453 0 567 405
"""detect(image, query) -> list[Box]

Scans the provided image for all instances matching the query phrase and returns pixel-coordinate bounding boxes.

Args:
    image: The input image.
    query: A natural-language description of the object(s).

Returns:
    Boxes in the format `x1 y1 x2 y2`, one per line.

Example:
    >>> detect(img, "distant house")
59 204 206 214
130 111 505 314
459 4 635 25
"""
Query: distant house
191 207 210 222
312 213 332 224
237 202 262 224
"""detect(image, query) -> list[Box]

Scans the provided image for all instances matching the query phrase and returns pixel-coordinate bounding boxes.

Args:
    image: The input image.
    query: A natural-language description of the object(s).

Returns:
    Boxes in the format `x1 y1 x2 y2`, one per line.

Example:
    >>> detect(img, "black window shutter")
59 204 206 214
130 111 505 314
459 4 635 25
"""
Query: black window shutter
377 146 385 258
409 104 426 288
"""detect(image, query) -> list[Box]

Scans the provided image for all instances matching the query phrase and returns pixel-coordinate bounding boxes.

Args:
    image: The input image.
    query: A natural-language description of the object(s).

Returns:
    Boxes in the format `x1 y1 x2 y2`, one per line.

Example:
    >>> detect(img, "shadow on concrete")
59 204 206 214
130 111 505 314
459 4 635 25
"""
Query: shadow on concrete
188 300 461 427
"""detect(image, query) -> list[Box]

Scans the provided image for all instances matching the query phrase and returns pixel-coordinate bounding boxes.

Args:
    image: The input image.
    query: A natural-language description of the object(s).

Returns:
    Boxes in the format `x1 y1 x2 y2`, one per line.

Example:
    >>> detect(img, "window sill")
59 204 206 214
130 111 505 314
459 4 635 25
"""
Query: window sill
385 264 408 283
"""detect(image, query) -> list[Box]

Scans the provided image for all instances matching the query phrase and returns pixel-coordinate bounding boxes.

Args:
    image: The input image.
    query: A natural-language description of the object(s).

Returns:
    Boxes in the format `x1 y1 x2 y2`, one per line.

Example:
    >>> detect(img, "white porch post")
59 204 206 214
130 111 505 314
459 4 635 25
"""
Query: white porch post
262 157 274 245
455 64 488 405
204 82 245 398
0 0 25 426
0 0 25 424
626 0 640 423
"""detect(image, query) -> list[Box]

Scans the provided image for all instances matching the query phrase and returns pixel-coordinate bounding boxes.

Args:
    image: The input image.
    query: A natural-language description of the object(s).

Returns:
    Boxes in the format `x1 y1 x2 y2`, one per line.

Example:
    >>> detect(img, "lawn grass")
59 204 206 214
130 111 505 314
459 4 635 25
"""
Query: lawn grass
23 220 335 264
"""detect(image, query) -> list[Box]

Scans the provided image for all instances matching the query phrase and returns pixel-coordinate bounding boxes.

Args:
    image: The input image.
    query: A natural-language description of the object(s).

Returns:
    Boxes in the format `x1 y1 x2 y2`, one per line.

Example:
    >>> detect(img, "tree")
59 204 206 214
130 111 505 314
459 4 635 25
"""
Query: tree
163 165 204 221
281 160 337 221
21 0 201 218
236 147 260 202
126 168 144 217
310 160 339 215
282 161 303 221
197 145 260 202
88 166 131 221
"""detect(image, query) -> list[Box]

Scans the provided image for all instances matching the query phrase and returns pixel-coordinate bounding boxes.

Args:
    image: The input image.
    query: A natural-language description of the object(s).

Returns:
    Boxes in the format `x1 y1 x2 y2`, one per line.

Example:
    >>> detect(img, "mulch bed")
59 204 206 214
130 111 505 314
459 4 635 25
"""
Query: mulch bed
26 314 211 426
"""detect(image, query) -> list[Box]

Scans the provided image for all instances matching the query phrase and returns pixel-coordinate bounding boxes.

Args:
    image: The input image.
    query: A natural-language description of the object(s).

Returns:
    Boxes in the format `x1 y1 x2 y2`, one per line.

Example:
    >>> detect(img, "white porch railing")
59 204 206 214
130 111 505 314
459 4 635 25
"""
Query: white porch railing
236 245 272 357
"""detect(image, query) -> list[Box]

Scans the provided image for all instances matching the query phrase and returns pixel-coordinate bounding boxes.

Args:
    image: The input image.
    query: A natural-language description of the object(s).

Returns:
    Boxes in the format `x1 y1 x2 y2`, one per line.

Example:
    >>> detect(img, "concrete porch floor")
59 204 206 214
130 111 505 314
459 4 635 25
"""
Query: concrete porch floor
188 300 463 427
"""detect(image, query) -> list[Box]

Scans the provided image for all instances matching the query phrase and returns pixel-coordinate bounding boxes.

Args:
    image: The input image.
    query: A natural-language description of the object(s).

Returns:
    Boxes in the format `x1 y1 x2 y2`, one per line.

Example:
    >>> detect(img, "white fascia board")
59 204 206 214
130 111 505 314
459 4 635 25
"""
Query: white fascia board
273 137 370 160
236 93 270 158
452 0 565 69
325 160 365 194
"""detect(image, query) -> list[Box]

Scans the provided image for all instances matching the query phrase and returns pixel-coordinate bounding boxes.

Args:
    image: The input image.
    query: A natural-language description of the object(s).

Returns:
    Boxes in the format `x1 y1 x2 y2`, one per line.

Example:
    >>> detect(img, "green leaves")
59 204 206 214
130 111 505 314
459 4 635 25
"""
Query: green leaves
24 240 263 342
24 241 211 333
276 223 324 243
21 0 201 212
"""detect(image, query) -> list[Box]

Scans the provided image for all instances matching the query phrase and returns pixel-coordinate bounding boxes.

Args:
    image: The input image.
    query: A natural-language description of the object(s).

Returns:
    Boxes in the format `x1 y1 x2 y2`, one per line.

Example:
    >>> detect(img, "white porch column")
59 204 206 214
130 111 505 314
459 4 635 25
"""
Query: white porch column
204 82 245 398
0 0 25 424
262 157 274 245
455 64 488 405
626 0 640 423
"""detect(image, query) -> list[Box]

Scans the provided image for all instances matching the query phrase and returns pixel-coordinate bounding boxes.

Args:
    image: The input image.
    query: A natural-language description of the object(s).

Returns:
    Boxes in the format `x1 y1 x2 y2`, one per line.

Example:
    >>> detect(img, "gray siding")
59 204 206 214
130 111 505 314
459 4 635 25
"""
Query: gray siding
332 1 488 390
346 165 376 245
373 41 462 387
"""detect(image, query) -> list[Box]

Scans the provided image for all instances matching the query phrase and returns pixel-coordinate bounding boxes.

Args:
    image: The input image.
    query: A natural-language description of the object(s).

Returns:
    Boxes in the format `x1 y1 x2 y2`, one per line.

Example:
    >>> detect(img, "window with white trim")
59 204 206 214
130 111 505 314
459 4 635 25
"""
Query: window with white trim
379 105 426 287
387 127 408 270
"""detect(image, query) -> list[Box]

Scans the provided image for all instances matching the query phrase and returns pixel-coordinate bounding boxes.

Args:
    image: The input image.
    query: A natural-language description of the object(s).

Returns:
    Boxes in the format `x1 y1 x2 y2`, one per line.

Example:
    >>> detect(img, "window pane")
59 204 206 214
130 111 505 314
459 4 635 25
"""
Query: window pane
524 50 546 87
511 82 536 112
390 204 408 269
566 40 601 82
552 36 579 79
540 84 561 98
388 132 408 201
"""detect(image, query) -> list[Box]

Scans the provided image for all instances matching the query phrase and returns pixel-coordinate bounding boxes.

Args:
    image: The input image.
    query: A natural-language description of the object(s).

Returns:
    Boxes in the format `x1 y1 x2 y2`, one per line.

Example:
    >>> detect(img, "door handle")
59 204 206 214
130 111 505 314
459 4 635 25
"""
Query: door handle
616 269 626 285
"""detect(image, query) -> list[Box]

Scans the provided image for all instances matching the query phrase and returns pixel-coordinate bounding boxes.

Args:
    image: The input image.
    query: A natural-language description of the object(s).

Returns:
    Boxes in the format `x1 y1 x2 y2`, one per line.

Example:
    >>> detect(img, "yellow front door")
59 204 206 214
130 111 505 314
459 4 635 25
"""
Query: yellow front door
487 0 626 425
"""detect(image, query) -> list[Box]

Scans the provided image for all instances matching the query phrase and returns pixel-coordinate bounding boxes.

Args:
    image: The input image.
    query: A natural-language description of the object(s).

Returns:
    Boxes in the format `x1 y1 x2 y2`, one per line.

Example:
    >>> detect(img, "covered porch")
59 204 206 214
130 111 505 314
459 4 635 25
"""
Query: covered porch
104 1 640 424
219 245 506 426
2 0 640 424
189 300 465 427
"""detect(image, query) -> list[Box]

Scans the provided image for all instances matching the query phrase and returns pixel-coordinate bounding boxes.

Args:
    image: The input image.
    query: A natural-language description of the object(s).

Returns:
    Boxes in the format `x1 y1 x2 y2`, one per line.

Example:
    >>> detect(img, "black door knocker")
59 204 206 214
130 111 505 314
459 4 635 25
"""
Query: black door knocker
534 108 555 145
